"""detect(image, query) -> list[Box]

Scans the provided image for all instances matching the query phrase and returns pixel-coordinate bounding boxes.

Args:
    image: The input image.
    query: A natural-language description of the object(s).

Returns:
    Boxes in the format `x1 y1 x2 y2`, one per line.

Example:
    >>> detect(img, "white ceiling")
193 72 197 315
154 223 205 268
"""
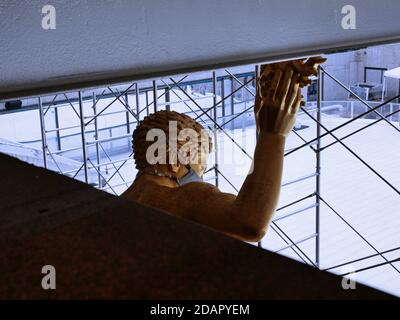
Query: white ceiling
1 0 400 99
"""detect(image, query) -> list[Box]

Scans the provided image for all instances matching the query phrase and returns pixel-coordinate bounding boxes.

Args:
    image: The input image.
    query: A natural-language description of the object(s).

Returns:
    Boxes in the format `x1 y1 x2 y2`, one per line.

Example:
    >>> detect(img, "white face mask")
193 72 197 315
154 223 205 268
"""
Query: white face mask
177 167 203 185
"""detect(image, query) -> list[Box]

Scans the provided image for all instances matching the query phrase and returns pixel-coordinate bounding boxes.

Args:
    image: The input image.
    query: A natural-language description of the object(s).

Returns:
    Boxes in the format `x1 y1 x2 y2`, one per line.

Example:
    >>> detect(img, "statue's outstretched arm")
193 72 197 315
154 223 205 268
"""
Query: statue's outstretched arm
232 60 325 241
230 66 302 241
174 57 325 241
175 59 325 242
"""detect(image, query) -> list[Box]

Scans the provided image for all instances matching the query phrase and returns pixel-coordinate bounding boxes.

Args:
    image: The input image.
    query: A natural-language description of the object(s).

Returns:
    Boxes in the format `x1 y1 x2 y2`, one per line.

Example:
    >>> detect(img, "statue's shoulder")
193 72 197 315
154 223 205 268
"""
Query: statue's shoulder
179 181 220 193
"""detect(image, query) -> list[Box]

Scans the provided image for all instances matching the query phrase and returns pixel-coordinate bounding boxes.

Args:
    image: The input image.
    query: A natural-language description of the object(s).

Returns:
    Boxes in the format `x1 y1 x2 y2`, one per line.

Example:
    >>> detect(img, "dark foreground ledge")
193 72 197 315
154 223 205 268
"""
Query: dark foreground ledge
0 153 393 299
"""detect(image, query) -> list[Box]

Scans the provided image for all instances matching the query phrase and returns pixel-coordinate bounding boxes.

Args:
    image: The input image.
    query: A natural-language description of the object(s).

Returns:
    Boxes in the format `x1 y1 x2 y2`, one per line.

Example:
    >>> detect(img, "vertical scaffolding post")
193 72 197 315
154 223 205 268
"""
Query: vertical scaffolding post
79 91 89 183
315 66 322 267
54 105 61 151
145 91 149 116
255 65 259 139
93 92 101 187
38 97 48 169
153 80 158 112
165 88 171 111
212 71 219 188
135 83 140 122
230 76 234 116
125 92 130 135
221 77 226 118
255 65 263 249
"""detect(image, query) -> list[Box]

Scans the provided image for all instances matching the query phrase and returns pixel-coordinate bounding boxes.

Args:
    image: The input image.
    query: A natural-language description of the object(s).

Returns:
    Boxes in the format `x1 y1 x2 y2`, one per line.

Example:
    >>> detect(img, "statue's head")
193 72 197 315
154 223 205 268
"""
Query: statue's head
132 110 212 179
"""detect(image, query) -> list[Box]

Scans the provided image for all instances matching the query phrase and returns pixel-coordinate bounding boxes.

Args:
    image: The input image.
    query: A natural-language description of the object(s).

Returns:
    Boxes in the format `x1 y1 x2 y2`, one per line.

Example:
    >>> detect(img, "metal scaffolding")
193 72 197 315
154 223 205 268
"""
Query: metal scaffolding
9 63 400 280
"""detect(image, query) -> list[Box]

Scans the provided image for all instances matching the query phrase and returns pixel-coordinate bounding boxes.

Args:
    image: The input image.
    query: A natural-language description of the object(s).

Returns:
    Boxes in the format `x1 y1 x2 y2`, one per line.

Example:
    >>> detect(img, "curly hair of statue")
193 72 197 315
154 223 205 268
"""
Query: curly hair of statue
132 110 213 172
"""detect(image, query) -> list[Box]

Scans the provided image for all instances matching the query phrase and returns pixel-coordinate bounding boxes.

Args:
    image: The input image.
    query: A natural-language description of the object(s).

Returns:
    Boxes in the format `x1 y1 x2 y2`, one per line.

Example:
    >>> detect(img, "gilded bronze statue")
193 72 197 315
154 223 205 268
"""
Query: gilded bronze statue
122 57 326 242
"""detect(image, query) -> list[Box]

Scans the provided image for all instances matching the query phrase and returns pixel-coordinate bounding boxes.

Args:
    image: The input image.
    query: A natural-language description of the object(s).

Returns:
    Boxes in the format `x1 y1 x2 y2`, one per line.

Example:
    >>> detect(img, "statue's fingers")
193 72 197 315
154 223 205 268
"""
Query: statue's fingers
260 64 268 74
300 77 312 87
265 61 292 73
276 69 293 108
306 66 318 77
294 56 325 77
254 91 261 112
298 61 318 77
259 68 275 97
268 69 283 102
304 57 326 74
259 64 273 80
287 82 300 113
300 94 305 107
291 60 306 73
290 89 303 114
259 67 274 83
307 56 327 65
285 73 299 106
263 62 280 72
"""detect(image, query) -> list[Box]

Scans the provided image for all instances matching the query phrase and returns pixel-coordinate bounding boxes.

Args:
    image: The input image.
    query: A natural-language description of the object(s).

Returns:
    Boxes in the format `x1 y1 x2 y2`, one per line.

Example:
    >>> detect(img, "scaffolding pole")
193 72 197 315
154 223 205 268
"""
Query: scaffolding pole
93 92 102 187
212 71 219 188
78 91 89 183
153 80 158 112
315 66 322 268
38 97 48 169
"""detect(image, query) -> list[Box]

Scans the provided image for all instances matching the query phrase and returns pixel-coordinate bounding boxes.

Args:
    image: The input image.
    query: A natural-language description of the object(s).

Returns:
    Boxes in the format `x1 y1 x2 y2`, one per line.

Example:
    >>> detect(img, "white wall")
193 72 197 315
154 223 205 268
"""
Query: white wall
1 0 400 99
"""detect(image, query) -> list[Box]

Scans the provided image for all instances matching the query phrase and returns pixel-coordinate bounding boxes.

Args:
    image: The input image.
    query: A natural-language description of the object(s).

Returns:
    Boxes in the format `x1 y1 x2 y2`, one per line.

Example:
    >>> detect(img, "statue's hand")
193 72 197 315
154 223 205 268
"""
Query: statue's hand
255 65 302 137
292 56 327 87
254 56 326 136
